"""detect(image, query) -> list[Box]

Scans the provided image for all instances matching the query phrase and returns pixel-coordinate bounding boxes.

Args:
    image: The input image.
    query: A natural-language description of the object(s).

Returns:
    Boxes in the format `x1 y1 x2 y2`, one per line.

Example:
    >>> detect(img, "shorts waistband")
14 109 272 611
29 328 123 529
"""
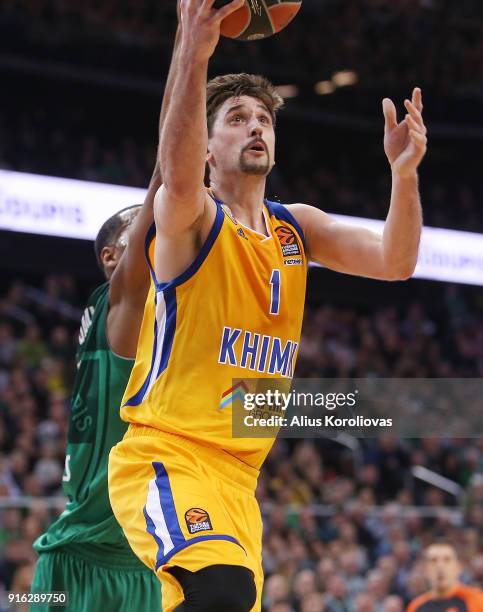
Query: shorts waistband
48 543 151 571
124 425 259 493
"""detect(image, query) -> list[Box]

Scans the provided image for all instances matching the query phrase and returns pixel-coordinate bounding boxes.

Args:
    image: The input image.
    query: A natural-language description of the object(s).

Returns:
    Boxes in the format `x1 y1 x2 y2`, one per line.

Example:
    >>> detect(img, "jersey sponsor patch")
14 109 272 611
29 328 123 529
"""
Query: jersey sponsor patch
185 507 213 534
275 225 301 257
284 257 303 266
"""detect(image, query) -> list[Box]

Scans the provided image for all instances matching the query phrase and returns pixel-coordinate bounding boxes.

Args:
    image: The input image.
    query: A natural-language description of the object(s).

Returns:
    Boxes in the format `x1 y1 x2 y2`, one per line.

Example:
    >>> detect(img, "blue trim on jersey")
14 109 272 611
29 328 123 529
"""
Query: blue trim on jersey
156 286 176 377
143 461 185 570
123 287 177 407
143 460 245 570
144 222 157 284
143 506 166 568
155 534 246 570
153 461 185 544
155 199 225 292
265 200 306 249
123 291 161 408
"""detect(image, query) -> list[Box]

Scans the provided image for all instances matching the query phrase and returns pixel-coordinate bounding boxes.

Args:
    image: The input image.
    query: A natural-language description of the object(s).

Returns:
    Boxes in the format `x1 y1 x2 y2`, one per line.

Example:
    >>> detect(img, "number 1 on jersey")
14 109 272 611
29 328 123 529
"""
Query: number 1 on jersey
269 269 281 315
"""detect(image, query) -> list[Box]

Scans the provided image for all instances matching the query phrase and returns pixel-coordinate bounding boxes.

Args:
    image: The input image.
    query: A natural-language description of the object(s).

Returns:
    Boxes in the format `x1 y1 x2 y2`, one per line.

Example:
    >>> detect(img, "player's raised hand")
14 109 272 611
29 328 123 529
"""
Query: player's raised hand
382 88 427 178
179 0 244 63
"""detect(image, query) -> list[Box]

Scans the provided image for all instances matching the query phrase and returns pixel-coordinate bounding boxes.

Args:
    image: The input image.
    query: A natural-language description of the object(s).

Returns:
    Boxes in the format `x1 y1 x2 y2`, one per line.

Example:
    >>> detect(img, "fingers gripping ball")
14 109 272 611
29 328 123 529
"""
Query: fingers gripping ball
213 0 302 41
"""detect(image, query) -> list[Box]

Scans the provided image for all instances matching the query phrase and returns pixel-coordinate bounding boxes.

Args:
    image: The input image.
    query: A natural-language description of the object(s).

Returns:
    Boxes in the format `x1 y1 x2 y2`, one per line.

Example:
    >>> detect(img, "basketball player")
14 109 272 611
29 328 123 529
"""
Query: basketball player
108 1 427 610
30 24 182 612
407 542 483 612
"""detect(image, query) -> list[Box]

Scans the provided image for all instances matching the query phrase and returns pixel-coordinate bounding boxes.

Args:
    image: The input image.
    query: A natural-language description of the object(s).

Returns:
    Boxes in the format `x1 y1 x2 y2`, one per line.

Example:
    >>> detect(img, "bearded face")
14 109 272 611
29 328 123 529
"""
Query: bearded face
208 95 275 179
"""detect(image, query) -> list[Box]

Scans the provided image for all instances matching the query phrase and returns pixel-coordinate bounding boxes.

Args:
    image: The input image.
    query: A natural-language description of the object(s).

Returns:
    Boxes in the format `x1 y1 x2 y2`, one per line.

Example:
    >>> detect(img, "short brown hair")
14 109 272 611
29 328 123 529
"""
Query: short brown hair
425 541 458 559
206 73 284 136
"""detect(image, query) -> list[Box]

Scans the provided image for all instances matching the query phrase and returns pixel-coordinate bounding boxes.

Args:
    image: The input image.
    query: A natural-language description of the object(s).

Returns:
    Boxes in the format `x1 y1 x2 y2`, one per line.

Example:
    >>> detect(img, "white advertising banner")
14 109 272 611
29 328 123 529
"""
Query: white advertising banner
331 214 483 287
0 169 146 241
1 170 482 286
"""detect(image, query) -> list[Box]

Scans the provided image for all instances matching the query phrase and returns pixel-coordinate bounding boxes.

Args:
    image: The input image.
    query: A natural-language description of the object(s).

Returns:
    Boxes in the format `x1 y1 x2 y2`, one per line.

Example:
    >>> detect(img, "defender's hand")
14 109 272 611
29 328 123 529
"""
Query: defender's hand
179 0 244 63
383 88 427 178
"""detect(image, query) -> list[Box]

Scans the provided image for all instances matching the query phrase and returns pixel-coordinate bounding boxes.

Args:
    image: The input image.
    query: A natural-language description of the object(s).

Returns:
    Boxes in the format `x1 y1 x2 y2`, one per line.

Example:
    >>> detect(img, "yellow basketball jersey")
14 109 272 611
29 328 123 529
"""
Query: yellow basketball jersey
121 194 307 469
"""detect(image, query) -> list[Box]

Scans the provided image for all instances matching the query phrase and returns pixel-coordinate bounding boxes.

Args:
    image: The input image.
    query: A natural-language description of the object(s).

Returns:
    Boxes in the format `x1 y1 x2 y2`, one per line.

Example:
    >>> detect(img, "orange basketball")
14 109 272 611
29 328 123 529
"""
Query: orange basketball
214 0 302 41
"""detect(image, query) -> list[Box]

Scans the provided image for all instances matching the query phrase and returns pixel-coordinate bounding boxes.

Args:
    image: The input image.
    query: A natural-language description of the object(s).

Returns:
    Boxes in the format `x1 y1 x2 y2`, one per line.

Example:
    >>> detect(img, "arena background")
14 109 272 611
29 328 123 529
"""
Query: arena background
0 1 482 611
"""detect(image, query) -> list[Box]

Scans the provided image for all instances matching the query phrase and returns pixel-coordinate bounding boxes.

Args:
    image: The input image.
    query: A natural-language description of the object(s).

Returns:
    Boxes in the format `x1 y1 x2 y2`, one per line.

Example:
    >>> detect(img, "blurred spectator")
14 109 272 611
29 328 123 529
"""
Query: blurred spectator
10 562 35 612
324 574 350 611
264 573 292 609
268 603 295 612
380 595 404 612
407 542 483 611
352 592 376 612
301 592 326 612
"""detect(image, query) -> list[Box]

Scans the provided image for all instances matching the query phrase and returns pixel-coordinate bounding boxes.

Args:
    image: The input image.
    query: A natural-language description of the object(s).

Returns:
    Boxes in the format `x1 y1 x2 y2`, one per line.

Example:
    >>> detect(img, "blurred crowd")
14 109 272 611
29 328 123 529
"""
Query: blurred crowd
0 275 482 609
259 437 483 611
1 0 482 92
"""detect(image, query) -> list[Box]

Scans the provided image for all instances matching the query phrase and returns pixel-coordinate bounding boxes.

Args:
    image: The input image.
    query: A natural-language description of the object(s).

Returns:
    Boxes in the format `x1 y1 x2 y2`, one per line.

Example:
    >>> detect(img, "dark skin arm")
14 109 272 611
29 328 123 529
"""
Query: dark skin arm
106 24 181 358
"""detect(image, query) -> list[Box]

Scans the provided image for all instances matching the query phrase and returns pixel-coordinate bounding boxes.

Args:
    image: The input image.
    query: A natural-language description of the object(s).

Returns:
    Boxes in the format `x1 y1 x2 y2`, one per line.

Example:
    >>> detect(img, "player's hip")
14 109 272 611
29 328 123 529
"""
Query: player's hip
107 424 264 579
109 423 260 493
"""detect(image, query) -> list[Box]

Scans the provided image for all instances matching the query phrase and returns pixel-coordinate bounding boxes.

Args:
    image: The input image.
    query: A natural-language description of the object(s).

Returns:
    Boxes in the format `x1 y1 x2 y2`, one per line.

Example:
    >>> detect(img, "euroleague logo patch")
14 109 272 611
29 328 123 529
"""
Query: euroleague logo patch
275 225 301 257
184 507 213 534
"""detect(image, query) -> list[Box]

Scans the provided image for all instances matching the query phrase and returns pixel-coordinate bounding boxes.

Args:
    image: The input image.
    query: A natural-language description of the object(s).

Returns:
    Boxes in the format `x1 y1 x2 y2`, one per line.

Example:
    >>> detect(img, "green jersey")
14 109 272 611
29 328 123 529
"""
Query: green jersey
34 283 143 568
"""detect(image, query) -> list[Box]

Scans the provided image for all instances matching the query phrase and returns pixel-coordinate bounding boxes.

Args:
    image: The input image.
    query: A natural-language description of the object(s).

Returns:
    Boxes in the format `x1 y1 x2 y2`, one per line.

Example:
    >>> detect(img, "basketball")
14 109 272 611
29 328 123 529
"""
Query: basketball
214 0 302 41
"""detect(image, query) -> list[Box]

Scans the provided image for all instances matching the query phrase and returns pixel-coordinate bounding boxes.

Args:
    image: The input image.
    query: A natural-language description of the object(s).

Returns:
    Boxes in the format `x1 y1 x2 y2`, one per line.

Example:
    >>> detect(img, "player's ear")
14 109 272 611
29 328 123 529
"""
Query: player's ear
206 147 214 164
100 245 117 272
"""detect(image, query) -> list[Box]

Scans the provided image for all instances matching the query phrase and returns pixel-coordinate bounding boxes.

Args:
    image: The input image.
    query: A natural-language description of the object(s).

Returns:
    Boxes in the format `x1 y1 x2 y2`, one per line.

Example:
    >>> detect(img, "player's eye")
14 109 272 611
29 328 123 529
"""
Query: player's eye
231 114 244 124
259 115 270 125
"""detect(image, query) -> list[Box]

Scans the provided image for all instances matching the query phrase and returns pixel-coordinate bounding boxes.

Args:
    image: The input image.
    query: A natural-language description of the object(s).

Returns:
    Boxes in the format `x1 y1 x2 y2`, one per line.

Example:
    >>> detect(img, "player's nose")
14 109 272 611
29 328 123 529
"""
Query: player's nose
248 120 263 138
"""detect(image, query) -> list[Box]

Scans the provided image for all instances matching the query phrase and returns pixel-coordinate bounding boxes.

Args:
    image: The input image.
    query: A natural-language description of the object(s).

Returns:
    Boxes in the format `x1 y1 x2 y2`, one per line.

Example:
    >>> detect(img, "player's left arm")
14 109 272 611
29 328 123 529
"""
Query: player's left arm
290 88 427 281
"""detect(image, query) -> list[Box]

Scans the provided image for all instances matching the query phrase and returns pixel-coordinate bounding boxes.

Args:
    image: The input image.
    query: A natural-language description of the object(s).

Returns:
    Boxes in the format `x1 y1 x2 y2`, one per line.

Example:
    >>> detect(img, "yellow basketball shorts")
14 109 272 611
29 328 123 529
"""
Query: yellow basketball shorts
108 425 264 612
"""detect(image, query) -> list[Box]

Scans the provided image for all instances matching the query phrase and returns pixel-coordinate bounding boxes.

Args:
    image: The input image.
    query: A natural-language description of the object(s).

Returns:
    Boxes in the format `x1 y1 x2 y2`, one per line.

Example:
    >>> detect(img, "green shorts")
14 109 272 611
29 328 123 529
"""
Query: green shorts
30 546 161 612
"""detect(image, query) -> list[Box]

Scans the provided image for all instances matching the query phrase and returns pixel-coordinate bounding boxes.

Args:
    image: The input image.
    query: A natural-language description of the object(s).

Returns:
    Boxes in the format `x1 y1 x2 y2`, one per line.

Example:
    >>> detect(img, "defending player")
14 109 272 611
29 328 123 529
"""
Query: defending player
407 542 483 612
30 24 182 612
108 1 427 610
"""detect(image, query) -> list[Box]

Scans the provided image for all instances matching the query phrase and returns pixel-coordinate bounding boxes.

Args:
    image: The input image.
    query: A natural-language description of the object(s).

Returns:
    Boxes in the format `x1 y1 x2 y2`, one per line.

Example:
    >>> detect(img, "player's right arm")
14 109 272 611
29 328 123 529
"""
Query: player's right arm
154 0 243 279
